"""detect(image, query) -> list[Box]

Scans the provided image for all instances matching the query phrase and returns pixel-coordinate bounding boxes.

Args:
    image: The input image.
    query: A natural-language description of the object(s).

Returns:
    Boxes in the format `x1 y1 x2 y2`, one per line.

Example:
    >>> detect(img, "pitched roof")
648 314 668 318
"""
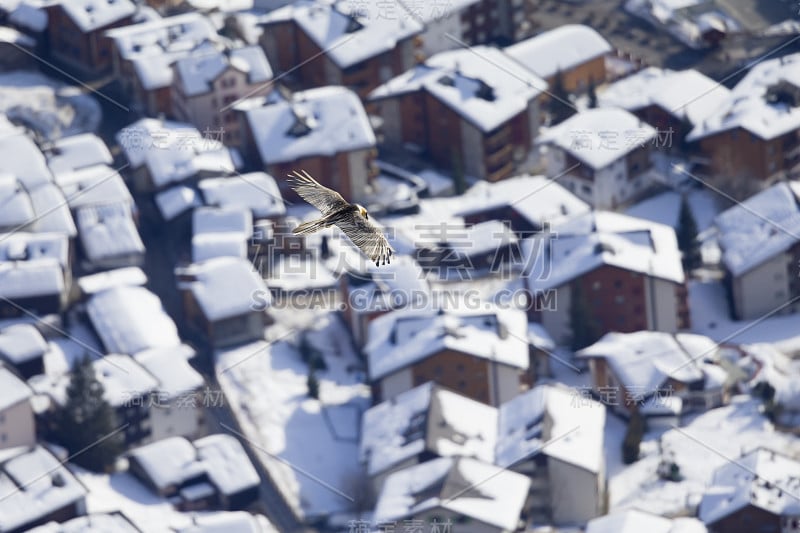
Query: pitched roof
54 0 135 32
174 45 272 97
370 46 546 133
505 24 612 79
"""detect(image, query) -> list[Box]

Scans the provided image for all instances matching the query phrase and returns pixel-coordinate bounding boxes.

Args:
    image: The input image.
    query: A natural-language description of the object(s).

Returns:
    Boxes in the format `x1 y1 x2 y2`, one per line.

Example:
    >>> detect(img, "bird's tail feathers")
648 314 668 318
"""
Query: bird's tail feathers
293 218 330 235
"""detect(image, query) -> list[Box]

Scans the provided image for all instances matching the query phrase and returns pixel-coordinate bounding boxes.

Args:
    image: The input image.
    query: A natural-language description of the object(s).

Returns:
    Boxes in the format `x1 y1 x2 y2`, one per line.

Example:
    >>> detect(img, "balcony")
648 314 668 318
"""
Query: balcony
486 144 512 168
486 160 514 182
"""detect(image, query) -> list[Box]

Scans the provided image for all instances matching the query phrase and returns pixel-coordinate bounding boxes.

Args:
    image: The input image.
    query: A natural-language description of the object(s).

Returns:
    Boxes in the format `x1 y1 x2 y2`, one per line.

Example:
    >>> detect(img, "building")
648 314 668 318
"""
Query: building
106 13 222 116
539 108 658 210
0 324 48 379
599 67 730 147
496 384 606 526
0 445 88 532
197 172 287 221
587 510 707 533
714 181 800 320
191 207 253 263
171 45 273 147
176 256 272 348
369 46 546 182
365 307 530 406
360 382 497 494
256 0 422 98
0 232 71 318
525 211 689 344
116 118 240 194
687 52 800 183
699 448 800 533
577 331 732 419
0 366 35 450
127 434 260 511
28 513 140 533
505 25 612 94
238 86 377 204
45 0 136 78
372 456 530 533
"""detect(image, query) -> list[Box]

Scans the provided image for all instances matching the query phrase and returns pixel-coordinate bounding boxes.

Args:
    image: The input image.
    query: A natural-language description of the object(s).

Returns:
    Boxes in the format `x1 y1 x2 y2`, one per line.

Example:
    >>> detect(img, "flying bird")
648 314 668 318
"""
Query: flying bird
289 170 393 266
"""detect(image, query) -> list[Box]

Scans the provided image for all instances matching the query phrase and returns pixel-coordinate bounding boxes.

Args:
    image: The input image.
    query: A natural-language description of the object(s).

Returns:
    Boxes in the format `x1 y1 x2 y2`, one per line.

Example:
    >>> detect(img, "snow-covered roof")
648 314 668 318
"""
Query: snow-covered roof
128 436 206 492
0 25 34 46
0 446 87 532
0 259 64 299
526 210 685 291
0 365 32 410
241 86 375 165
0 323 47 365
0 173 34 229
373 456 530 531
194 434 260 496
77 267 147 295
0 231 68 268
261 0 423 68
76 203 145 265
93 354 160 407
577 331 710 392
366 306 529 381
117 118 239 188
714 181 800 276
106 13 221 91
28 513 140 533
178 256 269 321
699 447 800 526
360 382 498 477
134 345 203 400
53 0 135 32
505 24 612 80
155 185 201 221
87 285 181 355
0 128 53 188
539 107 656 169
54 164 133 210
191 206 253 263
128 434 259 497
28 184 77 237
688 52 800 142
496 384 606 474
198 173 286 219
46 134 113 176
4 1 47 33
454 174 590 229
370 46 546 133
174 511 276 533
599 67 731 126
174 45 272 97
587 510 706 533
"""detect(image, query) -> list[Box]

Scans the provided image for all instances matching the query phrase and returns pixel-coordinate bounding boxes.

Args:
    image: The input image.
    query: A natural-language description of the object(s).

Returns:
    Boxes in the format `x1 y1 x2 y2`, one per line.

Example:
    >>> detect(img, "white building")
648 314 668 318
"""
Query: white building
496 384 606 526
0 366 35 450
373 456 530 533
714 181 800 320
360 382 497 494
172 45 272 147
539 108 657 210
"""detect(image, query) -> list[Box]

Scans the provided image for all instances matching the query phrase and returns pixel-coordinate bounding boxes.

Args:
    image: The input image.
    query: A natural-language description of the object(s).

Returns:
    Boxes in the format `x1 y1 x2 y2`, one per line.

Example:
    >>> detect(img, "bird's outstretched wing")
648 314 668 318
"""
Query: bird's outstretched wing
335 214 394 266
288 170 349 215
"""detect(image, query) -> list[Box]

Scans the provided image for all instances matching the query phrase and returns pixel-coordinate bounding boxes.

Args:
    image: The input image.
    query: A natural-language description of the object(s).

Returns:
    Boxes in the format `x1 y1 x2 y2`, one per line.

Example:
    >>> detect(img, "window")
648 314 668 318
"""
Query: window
592 281 601 290
615 295 625 304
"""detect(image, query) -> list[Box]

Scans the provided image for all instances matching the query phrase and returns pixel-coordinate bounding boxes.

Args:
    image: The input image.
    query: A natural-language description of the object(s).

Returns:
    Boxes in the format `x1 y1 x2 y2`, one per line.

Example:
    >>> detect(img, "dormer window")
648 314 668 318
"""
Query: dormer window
476 80 495 101
438 75 455 87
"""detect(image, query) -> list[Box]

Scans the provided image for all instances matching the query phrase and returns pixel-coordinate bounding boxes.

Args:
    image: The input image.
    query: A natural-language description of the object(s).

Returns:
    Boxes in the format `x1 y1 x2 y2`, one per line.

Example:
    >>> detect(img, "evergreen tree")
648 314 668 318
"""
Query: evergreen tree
307 368 320 399
677 196 701 272
451 149 466 194
587 76 598 109
549 69 575 125
53 355 123 472
569 282 601 351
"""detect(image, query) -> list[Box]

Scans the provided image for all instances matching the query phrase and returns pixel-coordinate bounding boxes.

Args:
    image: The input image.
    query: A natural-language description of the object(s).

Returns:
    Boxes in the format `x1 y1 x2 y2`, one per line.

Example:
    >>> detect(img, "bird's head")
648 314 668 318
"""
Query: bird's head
355 204 368 220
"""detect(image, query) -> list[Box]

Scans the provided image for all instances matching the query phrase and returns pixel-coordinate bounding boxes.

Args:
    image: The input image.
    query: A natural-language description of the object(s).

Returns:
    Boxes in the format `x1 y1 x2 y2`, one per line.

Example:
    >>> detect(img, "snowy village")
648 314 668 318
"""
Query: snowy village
1 0 800 532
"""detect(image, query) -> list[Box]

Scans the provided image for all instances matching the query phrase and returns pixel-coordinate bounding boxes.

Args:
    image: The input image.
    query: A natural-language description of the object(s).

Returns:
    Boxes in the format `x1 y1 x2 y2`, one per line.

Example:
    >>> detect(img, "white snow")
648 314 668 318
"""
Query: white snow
77 267 147 295
191 207 252 263
539 108 657 170
134 346 203 400
56 0 135 32
54 164 134 210
45 133 113 176
0 365 31 409
241 86 375 165
156 185 202 221
262 0 423 69
215 311 371 520
179 256 268 322
198 173 286 219
175 45 272 97
371 46 546 133
28 183 77 237
0 323 47 365
194 434 261 496
86 285 181 356
76 203 145 267
506 24 612 80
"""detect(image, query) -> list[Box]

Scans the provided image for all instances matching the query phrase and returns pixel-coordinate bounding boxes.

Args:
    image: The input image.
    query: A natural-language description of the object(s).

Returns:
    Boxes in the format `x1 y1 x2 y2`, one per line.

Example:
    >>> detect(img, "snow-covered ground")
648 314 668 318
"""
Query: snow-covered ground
689 280 800 354
0 71 101 140
216 311 370 522
625 188 719 233
609 396 800 517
